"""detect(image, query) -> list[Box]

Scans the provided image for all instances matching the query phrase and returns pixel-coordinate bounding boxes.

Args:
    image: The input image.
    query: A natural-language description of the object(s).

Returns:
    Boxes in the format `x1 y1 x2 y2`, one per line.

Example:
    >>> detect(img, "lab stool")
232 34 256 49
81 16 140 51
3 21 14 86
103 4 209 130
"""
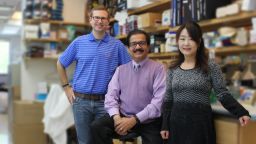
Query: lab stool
118 132 139 144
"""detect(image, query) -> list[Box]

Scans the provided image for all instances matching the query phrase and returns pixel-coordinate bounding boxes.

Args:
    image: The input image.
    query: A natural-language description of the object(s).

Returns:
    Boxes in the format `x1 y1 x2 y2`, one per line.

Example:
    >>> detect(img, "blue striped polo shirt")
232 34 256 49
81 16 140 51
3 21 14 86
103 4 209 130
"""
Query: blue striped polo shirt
59 32 131 94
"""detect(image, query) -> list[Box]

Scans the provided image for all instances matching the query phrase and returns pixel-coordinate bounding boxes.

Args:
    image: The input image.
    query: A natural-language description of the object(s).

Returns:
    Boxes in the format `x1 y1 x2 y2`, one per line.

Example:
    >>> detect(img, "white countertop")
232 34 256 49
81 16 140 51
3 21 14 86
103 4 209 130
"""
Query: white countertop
211 103 256 121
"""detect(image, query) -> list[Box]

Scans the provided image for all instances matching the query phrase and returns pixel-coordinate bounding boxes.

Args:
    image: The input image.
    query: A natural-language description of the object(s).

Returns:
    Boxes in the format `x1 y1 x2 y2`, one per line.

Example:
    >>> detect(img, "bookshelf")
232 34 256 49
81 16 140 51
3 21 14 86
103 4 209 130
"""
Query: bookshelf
212 44 256 56
109 17 116 23
116 0 171 40
24 19 91 60
115 35 127 40
25 19 91 27
142 25 170 33
149 44 256 59
127 0 170 16
169 11 256 32
115 25 169 39
24 56 58 61
24 38 70 43
117 0 256 57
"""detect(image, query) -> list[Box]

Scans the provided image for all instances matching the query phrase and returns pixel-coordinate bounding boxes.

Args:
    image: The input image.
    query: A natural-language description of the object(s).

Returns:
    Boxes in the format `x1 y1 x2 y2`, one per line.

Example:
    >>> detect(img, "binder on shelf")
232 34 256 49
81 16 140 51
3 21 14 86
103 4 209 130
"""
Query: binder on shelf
171 0 232 26
202 0 231 20
171 0 174 27
182 0 192 24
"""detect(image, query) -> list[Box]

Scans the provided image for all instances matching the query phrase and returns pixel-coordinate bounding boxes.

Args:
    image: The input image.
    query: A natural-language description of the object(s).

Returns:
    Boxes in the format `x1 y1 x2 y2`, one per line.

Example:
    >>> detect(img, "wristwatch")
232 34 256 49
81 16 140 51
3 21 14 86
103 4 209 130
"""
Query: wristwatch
134 115 140 124
62 83 70 88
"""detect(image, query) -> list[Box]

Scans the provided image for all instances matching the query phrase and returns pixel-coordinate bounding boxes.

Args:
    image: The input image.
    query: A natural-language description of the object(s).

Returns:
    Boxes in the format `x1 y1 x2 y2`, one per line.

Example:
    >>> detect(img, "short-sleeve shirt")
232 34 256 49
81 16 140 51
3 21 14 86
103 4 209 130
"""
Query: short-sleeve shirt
59 32 131 94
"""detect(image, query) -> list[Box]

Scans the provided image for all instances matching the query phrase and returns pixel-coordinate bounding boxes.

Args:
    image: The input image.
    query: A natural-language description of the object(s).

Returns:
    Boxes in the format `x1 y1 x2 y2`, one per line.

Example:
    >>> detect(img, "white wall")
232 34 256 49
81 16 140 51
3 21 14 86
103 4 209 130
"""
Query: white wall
0 35 22 85
21 59 75 100
21 59 57 100
9 36 23 65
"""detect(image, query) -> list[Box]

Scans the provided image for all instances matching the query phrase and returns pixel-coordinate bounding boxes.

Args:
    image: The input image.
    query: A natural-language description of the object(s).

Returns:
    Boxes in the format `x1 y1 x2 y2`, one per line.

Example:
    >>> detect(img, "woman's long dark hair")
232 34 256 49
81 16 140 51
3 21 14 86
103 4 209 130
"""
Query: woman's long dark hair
170 21 209 74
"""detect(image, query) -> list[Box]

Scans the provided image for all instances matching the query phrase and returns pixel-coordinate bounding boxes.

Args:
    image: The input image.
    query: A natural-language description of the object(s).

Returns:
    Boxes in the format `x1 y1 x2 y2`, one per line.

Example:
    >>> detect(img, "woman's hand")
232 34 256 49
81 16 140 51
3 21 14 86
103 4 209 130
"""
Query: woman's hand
239 115 250 126
160 130 169 139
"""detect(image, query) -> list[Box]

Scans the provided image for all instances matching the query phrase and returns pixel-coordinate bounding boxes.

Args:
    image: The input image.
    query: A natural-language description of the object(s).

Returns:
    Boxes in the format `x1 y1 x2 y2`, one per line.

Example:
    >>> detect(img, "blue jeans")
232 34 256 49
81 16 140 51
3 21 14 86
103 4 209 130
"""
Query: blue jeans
72 97 106 144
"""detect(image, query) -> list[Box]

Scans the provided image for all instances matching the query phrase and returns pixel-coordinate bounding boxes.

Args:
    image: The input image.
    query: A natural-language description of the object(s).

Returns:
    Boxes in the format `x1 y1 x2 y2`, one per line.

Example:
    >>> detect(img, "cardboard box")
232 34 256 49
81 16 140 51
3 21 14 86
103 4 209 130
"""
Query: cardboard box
215 118 238 144
63 0 87 23
12 124 47 144
214 117 256 144
12 86 21 100
137 12 162 29
13 100 44 124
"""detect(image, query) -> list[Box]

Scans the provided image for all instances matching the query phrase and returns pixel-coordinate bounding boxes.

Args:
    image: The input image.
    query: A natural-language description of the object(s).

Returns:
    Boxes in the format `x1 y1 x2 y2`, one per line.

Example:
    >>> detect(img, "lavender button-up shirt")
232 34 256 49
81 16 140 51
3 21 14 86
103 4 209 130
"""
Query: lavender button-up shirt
105 58 166 123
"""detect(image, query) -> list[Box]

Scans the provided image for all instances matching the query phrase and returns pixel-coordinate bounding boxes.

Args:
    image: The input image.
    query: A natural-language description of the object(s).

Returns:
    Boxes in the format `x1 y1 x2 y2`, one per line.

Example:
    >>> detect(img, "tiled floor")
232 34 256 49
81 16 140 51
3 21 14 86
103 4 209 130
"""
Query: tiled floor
0 91 10 144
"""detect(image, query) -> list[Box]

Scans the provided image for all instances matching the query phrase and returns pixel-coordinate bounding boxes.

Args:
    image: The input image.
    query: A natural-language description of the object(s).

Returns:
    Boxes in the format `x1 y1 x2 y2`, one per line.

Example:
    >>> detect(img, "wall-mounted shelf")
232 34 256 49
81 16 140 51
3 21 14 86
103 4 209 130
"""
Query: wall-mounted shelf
142 25 170 33
24 19 91 27
25 38 70 43
149 51 178 59
24 57 58 61
127 0 170 15
149 44 256 59
115 25 169 39
115 35 127 40
115 0 171 39
212 44 256 56
169 11 256 32
109 17 116 23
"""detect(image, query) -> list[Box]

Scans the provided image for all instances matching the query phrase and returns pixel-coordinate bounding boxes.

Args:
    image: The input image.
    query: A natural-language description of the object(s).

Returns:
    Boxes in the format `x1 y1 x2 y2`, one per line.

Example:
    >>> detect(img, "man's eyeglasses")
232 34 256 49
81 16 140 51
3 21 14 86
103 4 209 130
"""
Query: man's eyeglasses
129 41 147 48
91 16 108 22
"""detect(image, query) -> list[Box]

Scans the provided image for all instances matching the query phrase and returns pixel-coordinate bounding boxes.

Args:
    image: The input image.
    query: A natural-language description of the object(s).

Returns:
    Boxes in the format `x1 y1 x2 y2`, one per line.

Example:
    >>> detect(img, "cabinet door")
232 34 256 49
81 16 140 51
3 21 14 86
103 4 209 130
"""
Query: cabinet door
215 119 238 144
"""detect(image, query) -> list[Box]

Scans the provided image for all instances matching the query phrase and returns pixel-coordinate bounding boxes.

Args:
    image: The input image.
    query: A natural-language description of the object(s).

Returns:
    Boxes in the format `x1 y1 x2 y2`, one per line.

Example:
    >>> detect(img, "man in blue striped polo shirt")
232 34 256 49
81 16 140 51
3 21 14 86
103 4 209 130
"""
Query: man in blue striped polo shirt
56 6 131 144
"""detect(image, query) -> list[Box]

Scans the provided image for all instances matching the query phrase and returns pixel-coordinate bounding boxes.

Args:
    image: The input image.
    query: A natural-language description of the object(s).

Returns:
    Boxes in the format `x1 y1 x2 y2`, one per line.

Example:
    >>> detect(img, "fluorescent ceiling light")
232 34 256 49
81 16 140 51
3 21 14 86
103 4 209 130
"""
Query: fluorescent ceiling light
11 11 22 20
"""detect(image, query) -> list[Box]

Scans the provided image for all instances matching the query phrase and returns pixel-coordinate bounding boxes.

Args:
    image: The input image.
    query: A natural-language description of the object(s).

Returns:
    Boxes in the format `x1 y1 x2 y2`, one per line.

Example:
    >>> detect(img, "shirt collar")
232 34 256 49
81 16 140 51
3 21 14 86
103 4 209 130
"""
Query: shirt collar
88 32 110 42
132 57 149 68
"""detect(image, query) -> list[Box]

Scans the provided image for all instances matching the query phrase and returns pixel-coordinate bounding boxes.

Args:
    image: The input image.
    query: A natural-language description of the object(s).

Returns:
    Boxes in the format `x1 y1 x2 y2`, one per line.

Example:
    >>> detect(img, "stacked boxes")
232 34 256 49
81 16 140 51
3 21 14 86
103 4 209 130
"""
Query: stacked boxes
137 12 162 29
12 101 46 144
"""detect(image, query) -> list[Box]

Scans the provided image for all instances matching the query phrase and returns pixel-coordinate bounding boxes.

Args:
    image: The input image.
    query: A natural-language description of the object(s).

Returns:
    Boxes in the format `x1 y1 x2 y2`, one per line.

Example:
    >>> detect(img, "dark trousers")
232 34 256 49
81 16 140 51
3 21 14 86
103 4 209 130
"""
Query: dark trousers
91 114 163 144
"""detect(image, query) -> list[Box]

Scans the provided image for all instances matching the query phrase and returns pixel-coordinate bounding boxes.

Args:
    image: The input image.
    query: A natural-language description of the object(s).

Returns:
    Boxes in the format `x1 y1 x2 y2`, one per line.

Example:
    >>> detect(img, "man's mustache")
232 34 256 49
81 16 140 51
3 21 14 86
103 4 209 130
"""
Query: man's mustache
133 49 144 53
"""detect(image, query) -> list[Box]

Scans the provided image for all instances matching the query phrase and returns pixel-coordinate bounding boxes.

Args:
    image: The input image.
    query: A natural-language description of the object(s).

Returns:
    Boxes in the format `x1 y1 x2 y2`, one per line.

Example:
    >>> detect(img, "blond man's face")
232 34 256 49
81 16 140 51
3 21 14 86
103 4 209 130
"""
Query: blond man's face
89 10 109 32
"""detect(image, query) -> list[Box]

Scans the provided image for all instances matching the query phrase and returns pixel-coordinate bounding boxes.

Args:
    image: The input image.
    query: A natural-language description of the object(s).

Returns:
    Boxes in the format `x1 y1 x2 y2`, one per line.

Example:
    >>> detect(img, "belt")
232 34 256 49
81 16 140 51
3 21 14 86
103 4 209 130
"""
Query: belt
74 92 105 101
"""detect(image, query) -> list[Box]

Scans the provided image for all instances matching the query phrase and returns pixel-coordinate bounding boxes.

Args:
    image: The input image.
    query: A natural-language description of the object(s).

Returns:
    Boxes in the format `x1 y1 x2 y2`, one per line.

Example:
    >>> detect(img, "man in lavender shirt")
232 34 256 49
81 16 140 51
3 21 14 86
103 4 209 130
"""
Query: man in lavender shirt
91 29 166 144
